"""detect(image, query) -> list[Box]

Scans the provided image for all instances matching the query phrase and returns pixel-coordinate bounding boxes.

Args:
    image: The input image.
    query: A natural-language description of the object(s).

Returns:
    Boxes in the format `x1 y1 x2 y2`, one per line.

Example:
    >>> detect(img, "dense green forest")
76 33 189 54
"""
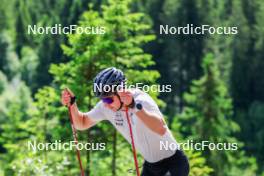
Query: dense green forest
0 0 264 175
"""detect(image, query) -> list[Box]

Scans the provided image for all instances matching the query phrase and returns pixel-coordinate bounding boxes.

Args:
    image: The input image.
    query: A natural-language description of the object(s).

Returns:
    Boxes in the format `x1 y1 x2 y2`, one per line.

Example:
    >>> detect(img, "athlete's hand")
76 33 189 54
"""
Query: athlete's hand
117 89 133 106
61 88 75 107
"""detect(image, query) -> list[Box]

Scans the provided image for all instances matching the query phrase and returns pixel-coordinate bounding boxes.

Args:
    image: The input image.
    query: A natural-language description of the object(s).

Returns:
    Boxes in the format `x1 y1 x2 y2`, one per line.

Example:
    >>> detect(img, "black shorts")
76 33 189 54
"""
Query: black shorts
141 150 190 176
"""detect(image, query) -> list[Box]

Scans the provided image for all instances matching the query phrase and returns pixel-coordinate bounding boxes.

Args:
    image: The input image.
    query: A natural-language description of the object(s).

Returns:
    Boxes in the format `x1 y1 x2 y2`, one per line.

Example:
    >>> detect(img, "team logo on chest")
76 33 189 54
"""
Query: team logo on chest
114 112 124 126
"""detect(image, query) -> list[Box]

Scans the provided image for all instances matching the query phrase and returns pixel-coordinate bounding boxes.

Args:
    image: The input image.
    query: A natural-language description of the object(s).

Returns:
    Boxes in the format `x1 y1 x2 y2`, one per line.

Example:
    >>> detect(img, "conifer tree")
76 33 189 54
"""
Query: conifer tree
178 53 257 175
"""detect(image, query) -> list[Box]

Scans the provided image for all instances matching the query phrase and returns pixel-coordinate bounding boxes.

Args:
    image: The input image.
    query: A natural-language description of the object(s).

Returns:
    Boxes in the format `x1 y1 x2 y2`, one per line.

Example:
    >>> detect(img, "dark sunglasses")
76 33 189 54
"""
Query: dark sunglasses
102 97 114 104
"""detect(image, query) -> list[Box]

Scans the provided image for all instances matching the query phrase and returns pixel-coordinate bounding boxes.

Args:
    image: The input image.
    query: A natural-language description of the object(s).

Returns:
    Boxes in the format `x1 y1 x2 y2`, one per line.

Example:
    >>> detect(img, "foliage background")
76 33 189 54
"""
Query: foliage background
0 0 263 175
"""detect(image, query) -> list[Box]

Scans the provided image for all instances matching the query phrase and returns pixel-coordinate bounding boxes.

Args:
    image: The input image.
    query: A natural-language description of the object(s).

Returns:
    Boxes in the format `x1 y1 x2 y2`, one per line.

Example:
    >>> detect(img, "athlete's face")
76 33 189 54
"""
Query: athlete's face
102 95 122 111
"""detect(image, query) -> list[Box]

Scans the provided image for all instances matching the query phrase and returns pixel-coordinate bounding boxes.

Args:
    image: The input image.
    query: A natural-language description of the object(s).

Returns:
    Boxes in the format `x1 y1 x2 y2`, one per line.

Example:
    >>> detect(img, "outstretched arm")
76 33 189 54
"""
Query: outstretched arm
61 88 95 131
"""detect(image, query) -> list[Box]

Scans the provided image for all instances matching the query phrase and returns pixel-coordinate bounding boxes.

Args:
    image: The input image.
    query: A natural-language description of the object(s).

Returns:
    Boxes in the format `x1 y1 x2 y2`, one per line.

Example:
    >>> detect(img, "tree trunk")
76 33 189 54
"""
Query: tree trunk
112 129 117 176
86 130 91 176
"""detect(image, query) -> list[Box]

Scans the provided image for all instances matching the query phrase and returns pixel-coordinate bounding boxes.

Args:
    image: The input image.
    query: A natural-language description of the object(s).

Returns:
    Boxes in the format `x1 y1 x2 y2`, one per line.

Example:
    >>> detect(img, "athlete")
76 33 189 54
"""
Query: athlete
61 67 189 176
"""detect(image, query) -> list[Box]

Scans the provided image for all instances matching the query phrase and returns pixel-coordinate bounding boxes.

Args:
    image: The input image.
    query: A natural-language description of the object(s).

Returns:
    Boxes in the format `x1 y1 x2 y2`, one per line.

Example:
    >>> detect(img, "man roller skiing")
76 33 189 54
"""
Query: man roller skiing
61 67 189 176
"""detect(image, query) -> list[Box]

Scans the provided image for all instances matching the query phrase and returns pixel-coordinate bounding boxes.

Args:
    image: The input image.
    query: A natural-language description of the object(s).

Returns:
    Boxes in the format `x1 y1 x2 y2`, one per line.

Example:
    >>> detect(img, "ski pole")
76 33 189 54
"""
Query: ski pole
125 107 140 176
68 106 85 176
